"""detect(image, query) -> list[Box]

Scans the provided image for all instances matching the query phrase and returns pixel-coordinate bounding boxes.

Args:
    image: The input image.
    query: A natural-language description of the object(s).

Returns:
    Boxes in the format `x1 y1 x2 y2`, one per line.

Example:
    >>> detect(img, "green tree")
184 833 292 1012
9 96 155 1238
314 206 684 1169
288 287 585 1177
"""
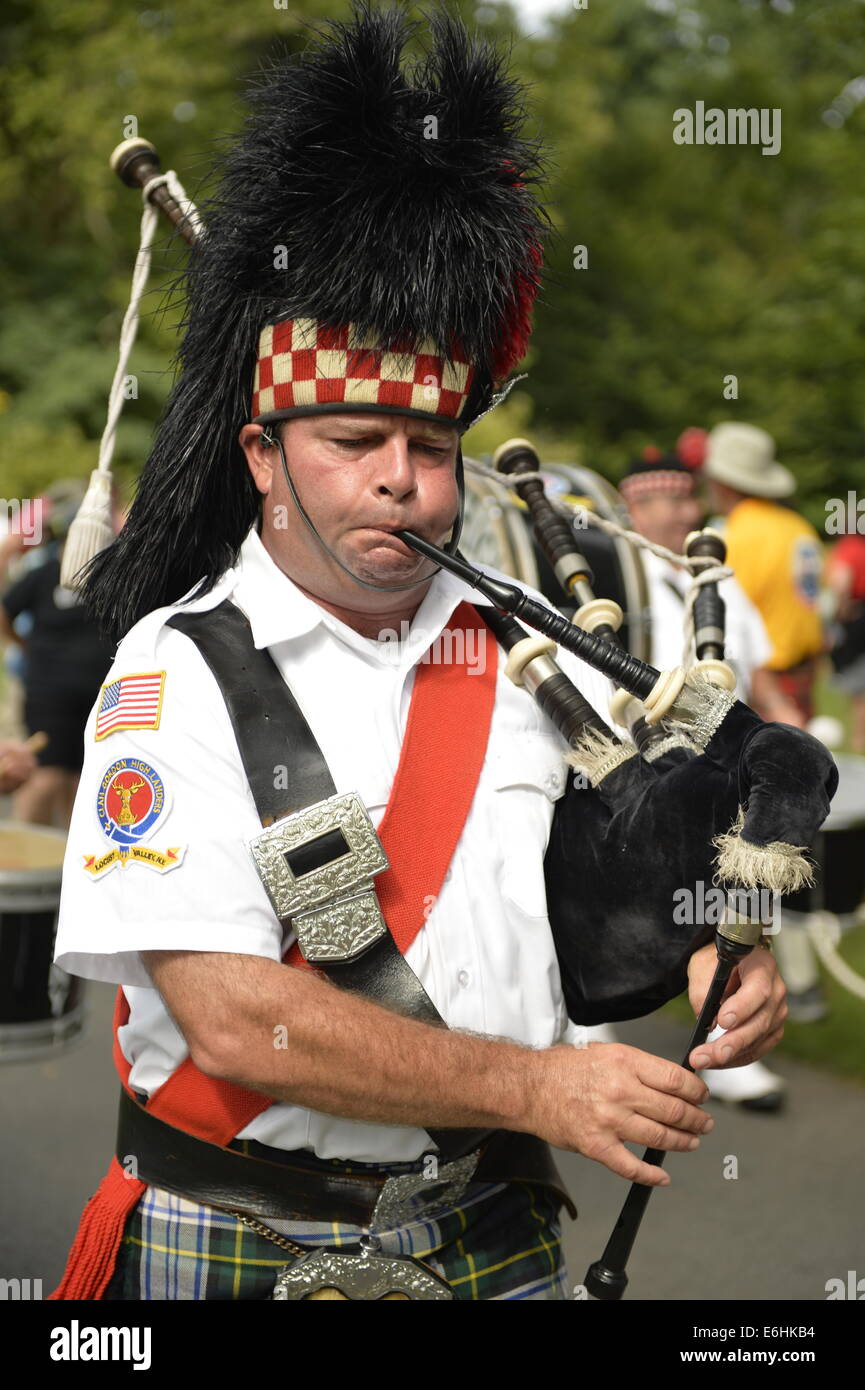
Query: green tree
521 0 865 527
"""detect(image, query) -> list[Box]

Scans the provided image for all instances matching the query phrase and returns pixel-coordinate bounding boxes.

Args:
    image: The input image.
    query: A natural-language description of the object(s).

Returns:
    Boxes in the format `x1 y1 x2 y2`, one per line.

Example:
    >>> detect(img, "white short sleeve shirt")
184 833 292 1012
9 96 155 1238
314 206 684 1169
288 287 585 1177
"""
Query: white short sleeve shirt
642 550 772 702
55 527 614 1162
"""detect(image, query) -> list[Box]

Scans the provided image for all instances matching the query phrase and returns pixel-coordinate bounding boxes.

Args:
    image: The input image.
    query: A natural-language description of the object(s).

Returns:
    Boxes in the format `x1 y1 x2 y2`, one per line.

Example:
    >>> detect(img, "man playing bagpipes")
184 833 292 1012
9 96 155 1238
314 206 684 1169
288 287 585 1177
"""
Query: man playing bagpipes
49 6 830 1302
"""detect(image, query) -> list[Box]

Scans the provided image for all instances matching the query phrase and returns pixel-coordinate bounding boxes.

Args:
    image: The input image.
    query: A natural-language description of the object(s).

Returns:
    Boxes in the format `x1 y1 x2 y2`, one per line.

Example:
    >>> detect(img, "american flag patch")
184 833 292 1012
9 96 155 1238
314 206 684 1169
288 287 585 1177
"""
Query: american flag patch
95 672 166 741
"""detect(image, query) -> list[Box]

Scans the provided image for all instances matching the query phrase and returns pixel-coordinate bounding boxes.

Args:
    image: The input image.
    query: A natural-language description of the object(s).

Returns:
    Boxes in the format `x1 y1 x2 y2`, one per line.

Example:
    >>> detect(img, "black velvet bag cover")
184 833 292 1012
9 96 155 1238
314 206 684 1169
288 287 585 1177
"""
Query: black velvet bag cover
545 702 838 1024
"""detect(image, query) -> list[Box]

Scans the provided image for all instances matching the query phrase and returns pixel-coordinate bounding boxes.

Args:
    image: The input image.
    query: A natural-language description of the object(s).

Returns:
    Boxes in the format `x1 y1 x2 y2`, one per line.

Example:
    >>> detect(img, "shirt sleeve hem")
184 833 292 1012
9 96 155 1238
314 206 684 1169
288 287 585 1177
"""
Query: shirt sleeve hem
55 923 283 987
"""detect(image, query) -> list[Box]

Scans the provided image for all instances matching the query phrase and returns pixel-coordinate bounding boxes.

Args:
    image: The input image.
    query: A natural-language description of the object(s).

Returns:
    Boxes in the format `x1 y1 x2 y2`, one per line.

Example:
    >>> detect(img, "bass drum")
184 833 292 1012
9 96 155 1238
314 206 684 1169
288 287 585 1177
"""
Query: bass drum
461 459 651 662
0 822 84 1062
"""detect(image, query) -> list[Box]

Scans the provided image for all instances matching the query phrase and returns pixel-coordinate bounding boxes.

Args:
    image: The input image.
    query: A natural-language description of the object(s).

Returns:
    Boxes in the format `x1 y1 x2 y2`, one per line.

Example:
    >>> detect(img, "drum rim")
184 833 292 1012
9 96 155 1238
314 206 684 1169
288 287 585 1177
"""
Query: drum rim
0 1003 86 1063
462 471 523 583
0 819 67 891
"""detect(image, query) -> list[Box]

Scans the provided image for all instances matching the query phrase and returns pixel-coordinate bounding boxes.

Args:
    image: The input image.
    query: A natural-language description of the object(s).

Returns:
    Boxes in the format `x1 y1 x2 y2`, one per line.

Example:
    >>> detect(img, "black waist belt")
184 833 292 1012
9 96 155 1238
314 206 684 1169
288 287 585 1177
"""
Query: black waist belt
117 1088 576 1223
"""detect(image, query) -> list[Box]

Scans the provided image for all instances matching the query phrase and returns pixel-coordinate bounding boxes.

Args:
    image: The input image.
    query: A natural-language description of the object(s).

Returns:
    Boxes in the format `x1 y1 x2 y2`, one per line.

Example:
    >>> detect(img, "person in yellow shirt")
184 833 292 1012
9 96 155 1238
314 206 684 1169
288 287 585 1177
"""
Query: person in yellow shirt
704 423 824 724
705 423 828 1024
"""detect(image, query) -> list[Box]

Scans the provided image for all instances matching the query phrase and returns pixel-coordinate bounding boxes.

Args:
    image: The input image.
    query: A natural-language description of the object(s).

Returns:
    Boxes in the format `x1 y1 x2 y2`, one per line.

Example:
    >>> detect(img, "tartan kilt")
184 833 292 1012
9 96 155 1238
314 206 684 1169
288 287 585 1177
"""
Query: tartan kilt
103 1178 571 1302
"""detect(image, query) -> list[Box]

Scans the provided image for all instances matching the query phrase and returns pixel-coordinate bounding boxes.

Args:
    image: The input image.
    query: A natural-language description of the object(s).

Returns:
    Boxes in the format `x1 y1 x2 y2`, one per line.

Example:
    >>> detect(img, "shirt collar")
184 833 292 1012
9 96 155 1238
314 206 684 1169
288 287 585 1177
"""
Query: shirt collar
230 526 485 666
230 528 327 649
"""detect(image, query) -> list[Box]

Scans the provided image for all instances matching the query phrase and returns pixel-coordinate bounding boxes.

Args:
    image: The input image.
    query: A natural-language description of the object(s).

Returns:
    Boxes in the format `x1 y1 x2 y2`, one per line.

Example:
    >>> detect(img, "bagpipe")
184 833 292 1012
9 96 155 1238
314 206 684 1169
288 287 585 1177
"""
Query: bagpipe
413 441 838 1298
82 137 838 1301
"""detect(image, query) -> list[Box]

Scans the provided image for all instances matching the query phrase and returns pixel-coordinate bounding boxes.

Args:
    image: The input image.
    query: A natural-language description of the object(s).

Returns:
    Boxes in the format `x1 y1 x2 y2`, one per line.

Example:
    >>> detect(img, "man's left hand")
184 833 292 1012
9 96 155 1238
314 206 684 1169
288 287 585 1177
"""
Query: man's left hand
686 942 787 1070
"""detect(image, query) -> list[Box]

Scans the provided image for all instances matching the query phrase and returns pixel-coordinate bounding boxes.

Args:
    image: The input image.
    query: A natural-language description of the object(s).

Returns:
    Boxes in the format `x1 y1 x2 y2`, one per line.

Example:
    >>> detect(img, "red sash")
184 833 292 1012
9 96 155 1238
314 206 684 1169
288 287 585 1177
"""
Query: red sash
50 602 496 1299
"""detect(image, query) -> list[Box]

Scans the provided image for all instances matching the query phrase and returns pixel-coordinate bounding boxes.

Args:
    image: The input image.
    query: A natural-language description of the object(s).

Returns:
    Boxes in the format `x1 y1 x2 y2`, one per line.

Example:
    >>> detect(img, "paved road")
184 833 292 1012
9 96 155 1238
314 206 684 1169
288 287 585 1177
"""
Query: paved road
1 982 862 1301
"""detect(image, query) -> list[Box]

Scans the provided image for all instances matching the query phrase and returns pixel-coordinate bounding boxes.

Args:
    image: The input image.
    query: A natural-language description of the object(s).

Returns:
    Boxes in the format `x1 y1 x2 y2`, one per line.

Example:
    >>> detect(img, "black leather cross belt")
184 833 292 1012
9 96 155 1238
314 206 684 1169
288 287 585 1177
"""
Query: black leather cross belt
117 1088 576 1225
166 601 494 1164
147 600 576 1224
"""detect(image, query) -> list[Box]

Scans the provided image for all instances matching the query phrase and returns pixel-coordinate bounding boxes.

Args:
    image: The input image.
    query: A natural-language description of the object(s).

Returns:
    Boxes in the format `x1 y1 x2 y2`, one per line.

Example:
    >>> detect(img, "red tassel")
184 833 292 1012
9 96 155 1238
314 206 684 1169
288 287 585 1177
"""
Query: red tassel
48 1158 145 1301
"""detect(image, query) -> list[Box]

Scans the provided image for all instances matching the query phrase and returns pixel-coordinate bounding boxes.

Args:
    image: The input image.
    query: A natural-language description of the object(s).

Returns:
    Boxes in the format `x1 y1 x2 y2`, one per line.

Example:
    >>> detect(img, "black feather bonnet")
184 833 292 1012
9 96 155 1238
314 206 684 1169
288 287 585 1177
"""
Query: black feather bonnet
83 3 549 637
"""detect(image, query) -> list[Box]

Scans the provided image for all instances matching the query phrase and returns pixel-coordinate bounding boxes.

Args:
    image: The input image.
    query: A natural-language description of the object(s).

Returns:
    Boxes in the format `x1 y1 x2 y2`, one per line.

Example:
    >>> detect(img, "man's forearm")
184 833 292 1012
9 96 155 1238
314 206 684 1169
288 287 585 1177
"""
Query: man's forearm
148 951 539 1134
143 948 720 1184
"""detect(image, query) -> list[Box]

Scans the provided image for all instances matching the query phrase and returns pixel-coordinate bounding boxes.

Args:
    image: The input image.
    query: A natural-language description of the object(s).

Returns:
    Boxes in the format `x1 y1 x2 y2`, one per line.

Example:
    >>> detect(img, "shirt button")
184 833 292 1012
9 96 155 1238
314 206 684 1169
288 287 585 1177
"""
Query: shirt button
545 771 562 793
457 969 471 988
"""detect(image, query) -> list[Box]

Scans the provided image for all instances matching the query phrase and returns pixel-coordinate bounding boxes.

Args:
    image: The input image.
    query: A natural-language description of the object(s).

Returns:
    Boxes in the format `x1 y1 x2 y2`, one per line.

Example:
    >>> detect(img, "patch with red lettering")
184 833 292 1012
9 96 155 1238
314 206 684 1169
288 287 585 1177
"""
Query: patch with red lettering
83 756 185 878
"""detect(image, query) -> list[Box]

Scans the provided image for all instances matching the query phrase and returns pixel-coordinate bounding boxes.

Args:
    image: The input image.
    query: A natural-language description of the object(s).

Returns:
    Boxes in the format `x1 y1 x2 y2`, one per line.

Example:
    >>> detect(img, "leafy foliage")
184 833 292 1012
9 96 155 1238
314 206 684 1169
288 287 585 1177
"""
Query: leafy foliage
2 0 863 536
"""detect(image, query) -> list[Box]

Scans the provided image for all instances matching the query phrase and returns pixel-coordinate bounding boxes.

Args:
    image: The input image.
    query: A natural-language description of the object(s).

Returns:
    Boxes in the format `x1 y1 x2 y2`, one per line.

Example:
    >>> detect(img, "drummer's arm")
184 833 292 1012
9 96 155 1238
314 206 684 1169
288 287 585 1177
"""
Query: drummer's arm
0 740 37 794
825 558 857 623
0 607 21 647
749 668 805 728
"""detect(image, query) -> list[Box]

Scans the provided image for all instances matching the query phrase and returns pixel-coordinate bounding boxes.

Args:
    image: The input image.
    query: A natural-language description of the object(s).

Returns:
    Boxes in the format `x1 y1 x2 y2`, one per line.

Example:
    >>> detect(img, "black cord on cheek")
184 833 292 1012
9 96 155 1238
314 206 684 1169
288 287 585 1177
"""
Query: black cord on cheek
268 435 466 593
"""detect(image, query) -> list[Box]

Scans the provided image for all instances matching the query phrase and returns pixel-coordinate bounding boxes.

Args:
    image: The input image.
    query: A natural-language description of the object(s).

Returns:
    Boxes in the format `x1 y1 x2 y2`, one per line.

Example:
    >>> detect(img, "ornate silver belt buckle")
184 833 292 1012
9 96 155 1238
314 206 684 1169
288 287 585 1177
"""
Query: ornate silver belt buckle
248 791 389 962
269 1151 481 1300
271 1246 453 1301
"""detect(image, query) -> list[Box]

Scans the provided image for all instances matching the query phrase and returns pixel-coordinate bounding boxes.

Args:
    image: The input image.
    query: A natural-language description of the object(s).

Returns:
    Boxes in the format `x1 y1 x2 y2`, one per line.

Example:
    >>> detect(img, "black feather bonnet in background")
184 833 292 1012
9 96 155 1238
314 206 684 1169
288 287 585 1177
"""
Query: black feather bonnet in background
83 2 550 639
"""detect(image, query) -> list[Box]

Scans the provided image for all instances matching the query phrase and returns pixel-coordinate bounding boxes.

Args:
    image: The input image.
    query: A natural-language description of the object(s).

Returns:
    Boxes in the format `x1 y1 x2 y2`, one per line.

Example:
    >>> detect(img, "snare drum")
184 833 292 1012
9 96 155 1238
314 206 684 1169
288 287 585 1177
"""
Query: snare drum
0 822 84 1061
783 753 865 917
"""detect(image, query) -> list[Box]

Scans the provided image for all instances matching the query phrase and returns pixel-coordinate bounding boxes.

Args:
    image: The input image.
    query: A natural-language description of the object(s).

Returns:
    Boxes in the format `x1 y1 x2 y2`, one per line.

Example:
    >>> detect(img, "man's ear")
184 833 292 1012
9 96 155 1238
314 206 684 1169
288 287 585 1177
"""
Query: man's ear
239 423 276 496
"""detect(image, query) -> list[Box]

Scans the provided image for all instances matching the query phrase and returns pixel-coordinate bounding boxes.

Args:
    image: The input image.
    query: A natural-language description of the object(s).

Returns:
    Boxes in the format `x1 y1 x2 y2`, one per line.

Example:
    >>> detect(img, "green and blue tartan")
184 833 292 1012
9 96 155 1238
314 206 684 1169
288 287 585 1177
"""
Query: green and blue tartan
104 1177 570 1301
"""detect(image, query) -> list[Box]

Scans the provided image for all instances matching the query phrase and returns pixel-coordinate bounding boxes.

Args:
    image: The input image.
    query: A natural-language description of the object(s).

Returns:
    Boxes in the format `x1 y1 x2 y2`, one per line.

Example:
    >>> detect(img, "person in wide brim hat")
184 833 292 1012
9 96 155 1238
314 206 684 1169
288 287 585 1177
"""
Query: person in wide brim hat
704 420 828 1026
703 422 796 500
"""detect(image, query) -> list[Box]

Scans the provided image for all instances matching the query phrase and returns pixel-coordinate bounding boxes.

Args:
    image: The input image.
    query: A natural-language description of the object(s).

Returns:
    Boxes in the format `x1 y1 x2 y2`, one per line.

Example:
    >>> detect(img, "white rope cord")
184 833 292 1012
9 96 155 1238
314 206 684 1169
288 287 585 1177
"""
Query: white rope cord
61 170 202 588
678 561 731 669
464 454 733 667
804 911 865 1002
97 171 202 476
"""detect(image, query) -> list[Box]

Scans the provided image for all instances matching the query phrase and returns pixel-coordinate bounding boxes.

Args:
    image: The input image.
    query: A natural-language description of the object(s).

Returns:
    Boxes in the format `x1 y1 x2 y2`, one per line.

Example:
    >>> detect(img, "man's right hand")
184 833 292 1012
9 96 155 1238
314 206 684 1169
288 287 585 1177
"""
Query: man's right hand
526 1042 713 1187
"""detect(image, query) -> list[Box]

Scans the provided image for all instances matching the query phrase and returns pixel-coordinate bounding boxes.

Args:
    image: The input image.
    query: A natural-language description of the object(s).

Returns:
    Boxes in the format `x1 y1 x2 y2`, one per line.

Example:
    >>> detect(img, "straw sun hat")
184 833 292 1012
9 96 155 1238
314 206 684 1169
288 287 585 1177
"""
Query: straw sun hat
703 423 796 499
